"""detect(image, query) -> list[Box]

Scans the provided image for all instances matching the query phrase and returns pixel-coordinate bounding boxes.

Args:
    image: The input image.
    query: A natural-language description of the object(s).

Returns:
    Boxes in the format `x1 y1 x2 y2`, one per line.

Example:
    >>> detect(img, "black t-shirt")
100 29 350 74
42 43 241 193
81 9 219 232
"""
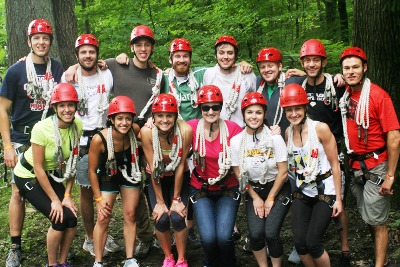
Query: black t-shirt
285 75 345 143
0 59 64 144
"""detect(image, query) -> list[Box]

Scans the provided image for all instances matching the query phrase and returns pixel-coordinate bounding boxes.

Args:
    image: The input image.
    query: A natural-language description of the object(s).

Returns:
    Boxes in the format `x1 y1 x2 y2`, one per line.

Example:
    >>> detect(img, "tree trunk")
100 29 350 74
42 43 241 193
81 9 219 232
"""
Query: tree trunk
324 0 337 40
337 0 349 44
5 0 77 68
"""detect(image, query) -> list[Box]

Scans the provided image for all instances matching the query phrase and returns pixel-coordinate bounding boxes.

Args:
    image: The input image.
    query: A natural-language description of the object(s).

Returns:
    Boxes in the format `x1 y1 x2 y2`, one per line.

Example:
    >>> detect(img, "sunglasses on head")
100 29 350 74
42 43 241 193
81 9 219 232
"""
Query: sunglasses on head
201 104 221 112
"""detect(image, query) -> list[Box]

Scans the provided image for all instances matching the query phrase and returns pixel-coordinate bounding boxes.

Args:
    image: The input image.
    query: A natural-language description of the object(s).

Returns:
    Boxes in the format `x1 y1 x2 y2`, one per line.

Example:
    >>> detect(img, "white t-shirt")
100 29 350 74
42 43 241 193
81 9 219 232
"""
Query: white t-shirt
231 127 287 183
203 65 256 127
62 69 113 146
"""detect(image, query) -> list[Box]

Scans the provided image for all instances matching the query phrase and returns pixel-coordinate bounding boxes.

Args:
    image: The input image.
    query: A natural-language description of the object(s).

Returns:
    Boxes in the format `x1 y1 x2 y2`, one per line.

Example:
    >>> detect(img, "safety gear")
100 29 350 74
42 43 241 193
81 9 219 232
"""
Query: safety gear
130 25 155 45
215 35 238 49
108 96 136 117
50 83 79 106
241 92 267 111
28 19 53 36
300 39 326 59
256 47 282 63
170 38 192 53
340 47 367 63
197 85 223 105
75 34 99 49
280 83 309 107
152 94 178 113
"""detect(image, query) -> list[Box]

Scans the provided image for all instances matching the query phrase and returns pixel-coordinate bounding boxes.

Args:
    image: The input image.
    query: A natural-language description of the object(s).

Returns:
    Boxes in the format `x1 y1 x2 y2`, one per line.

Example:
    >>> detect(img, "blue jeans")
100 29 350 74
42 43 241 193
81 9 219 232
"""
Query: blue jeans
190 186 240 267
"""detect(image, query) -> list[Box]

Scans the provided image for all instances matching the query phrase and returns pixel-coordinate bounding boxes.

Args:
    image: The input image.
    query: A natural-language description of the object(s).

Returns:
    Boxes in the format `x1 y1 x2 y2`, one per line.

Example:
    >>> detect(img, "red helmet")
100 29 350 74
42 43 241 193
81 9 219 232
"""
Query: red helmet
50 83 79 106
75 34 99 49
300 39 326 59
28 19 53 36
108 96 136 117
256 47 282 63
152 94 178 113
197 85 223 105
130 25 155 45
340 47 367 64
280 84 309 108
241 92 267 111
170 38 192 53
215 35 238 49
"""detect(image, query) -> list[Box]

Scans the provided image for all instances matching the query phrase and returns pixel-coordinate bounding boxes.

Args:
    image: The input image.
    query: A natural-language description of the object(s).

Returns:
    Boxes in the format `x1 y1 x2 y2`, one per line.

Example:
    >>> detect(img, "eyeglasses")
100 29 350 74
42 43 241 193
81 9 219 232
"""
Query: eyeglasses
201 104 221 112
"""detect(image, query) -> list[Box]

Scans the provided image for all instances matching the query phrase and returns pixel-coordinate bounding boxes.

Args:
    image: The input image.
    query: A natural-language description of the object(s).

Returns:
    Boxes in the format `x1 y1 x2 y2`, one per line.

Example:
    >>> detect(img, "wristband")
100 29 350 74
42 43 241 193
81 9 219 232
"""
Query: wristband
95 196 103 203
267 196 275 202
64 193 71 197
386 174 394 181
172 196 182 203
4 145 13 150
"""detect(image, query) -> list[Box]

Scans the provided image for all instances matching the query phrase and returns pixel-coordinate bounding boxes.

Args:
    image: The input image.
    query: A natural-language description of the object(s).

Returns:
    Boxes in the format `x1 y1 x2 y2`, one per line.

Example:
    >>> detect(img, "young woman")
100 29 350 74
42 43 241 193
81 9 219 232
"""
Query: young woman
13 83 82 267
141 94 192 267
231 92 290 267
281 84 342 267
89 96 141 267
187 85 242 267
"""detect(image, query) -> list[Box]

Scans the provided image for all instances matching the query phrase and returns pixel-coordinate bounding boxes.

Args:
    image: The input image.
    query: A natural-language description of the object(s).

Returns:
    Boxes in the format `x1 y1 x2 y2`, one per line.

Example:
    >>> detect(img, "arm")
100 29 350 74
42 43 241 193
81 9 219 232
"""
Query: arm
62 174 78 218
265 161 288 217
317 122 342 217
379 129 400 195
0 96 17 167
285 68 306 78
116 53 129 65
334 73 345 87
170 121 193 217
238 61 253 74
64 63 79 83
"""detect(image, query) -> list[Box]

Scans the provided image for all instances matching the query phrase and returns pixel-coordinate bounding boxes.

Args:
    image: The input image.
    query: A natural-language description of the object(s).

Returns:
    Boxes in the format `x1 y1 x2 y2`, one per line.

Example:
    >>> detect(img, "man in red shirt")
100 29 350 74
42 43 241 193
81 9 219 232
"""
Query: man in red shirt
339 47 400 267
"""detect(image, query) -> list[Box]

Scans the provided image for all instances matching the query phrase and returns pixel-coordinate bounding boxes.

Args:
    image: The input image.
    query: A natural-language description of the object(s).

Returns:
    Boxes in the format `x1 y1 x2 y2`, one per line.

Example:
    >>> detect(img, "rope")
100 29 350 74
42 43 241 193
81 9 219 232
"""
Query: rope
137 67 163 119
225 65 243 120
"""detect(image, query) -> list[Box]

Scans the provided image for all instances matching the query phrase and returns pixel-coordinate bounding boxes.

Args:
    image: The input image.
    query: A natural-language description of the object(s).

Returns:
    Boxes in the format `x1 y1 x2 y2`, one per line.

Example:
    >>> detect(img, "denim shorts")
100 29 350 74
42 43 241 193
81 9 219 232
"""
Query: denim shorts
76 154 91 187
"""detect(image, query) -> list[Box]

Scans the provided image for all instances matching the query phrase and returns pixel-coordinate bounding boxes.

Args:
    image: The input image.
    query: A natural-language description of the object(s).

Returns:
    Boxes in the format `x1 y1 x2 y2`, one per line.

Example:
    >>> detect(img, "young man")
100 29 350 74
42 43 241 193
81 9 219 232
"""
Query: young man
285 39 351 266
339 47 399 267
203 36 257 127
62 34 118 256
0 19 63 267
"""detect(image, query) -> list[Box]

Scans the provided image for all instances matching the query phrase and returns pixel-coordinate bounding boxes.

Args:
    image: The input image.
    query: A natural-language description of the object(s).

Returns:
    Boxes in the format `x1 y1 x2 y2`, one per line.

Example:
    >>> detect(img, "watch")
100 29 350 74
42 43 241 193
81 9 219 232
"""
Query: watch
172 196 182 203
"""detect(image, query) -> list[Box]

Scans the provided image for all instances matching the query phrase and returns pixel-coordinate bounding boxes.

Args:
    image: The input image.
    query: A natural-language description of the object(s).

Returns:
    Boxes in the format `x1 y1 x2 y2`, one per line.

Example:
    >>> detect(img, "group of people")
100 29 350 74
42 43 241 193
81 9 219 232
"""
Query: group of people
0 18 398 267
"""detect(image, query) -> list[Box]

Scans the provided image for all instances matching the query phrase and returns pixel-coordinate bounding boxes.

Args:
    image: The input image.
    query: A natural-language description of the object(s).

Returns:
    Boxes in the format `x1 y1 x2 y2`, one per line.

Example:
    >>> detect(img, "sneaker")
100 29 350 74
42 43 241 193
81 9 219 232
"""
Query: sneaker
175 258 188 267
232 229 241 242
288 246 301 264
93 263 103 267
187 228 201 249
135 240 152 259
162 254 175 267
83 237 95 256
58 262 72 267
105 235 121 252
123 258 140 267
6 244 22 267
339 251 351 267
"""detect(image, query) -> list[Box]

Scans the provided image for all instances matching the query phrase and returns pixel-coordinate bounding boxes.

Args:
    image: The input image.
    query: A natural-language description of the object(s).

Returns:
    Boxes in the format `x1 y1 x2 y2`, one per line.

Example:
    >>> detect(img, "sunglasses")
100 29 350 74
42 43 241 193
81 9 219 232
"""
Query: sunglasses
201 104 221 112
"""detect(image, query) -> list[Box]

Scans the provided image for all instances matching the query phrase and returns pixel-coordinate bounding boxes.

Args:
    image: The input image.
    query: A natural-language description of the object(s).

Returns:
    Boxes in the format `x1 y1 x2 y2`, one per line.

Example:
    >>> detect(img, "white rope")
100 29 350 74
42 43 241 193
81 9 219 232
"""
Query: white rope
225 65 243 120
194 118 231 185
287 118 319 183
50 115 79 183
168 68 199 109
26 52 54 120
137 67 163 119
301 73 338 110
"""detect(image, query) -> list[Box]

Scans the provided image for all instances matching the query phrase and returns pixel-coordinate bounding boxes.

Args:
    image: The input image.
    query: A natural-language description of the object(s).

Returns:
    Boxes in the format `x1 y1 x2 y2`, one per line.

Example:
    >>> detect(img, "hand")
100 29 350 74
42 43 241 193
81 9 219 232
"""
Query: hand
170 201 186 217
379 180 394 196
144 117 155 128
239 61 253 74
269 125 281 136
97 60 107 70
62 196 78 218
332 200 343 217
334 73 346 87
152 202 169 223
96 199 112 219
65 65 78 83
116 53 129 65
253 197 265 219
49 199 63 223
4 148 18 168
264 198 274 217
286 68 306 78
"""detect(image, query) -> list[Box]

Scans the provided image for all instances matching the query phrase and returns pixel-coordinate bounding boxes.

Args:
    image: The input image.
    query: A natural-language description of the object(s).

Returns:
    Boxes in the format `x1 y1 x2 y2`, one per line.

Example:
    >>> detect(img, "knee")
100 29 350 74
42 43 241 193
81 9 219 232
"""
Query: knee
11 186 24 203
97 214 111 227
124 210 136 223
155 213 170 232
307 243 324 259
294 241 308 255
170 211 186 232
249 237 265 251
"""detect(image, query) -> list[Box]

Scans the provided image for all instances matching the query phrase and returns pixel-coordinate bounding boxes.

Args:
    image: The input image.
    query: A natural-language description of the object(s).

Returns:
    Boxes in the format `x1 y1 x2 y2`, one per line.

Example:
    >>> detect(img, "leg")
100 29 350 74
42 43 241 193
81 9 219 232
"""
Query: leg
134 191 154 258
47 227 63 265
59 227 77 263
120 186 140 259
80 186 95 238
370 224 388 267
9 183 25 243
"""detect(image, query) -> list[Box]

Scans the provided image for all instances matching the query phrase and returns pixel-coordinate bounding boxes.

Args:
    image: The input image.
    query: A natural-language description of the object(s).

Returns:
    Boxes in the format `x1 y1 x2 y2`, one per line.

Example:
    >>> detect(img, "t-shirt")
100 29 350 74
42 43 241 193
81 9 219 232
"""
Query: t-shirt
0 59 64 144
231 127 287 183
14 116 83 178
187 119 242 190
162 67 207 121
285 75 345 143
203 65 256 127
105 58 165 122
345 83 400 169
61 69 113 146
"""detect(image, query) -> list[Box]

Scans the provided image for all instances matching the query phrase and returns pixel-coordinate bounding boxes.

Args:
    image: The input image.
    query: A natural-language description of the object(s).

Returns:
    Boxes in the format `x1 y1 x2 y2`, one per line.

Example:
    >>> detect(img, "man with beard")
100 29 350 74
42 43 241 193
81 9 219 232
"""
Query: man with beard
0 19 64 267
285 39 351 266
62 34 117 256
203 36 257 128
339 47 399 267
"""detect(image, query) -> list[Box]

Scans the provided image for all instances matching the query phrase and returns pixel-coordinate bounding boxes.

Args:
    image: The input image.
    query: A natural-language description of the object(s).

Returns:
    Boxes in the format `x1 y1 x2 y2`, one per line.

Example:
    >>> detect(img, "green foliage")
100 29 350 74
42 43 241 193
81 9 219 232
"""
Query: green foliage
0 0 7 75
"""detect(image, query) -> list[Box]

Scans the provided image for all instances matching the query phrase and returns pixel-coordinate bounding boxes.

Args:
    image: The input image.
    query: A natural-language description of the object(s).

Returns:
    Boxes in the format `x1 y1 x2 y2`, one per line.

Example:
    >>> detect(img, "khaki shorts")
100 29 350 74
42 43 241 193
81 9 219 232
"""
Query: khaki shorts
350 161 390 226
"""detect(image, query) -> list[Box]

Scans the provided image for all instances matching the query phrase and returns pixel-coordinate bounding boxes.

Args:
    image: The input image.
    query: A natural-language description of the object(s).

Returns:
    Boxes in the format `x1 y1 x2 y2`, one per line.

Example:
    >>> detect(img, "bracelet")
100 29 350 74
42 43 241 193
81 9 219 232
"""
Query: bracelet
95 196 103 203
172 196 182 203
267 196 275 202
386 174 394 181
4 145 13 150
64 193 71 197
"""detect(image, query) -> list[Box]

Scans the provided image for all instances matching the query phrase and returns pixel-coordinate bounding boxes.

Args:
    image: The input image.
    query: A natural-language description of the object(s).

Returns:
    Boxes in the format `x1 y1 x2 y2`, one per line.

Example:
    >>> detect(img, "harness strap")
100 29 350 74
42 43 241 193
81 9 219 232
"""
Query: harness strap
192 168 231 191
189 189 240 204
249 180 291 205
12 124 33 135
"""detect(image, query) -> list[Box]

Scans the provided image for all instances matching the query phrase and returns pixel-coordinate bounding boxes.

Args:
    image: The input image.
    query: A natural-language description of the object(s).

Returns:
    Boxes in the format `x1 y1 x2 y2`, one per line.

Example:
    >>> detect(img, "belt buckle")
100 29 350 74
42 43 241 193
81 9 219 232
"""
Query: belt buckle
282 197 291 206
189 195 197 204
23 126 30 135
24 182 33 191
373 175 383 185
233 192 240 201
